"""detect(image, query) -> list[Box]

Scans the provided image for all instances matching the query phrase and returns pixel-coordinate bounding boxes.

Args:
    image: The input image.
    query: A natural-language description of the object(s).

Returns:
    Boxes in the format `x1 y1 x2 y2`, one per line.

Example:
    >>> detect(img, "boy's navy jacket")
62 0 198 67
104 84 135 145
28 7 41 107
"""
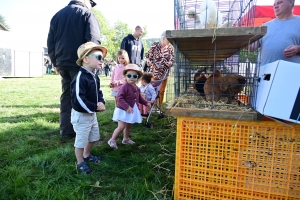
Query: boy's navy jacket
71 67 105 113
120 34 144 66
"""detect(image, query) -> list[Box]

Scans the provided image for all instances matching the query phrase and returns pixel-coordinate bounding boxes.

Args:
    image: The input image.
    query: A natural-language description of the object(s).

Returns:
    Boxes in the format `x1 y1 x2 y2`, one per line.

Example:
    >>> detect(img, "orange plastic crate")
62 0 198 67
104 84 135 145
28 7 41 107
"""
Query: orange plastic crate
174 117 300 200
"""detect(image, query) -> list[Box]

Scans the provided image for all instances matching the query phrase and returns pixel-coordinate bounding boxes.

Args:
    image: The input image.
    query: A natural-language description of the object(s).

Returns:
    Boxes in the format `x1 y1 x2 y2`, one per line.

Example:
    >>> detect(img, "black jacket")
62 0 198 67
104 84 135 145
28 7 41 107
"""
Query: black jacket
71 67 105 113
47 1 101 71
120 34 144 66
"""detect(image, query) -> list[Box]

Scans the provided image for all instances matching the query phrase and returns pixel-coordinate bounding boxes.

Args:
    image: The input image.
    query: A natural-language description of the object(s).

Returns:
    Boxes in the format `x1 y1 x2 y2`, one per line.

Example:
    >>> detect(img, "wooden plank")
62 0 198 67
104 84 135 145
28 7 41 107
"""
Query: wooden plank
164 26 267 63
165 107 263 121
165 26 267 39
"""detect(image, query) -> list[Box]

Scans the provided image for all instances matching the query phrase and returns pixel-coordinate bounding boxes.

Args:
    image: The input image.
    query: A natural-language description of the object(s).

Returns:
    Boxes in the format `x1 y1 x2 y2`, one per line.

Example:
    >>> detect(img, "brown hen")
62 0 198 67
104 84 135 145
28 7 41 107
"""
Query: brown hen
204 70 246 103
194 73 207 96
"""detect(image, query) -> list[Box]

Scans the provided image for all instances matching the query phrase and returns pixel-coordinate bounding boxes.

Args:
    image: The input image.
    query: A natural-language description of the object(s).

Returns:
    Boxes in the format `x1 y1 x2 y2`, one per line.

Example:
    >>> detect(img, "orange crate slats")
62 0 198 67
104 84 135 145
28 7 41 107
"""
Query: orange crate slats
174 117 300 200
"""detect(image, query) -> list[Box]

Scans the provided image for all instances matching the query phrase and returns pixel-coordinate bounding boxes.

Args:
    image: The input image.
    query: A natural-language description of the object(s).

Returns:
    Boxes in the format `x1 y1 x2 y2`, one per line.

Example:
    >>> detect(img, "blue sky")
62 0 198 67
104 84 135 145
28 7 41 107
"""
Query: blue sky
0 0 174 47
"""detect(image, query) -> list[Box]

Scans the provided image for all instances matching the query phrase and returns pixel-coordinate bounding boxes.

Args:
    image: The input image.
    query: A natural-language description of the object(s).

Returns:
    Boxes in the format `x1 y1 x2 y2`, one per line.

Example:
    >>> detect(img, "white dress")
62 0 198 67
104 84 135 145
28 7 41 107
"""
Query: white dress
112 103 143 123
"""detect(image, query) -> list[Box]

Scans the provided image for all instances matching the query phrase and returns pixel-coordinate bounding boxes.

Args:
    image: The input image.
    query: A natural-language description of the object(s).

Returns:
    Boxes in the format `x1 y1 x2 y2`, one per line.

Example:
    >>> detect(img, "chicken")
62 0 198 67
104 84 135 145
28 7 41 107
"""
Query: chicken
194 72 207 96
219 74 246 103
200 0 218 28
187 7 202 29
203 70 223 101
204 70 246 103
219 20 235 28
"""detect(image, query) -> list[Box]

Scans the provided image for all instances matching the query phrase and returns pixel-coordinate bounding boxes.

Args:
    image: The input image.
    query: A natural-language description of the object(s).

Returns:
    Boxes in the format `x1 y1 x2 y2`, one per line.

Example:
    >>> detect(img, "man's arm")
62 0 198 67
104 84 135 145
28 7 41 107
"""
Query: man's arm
86 12 101 45
120 37 127 50
47 26 56 67
249 41 261 52
140 43 144 60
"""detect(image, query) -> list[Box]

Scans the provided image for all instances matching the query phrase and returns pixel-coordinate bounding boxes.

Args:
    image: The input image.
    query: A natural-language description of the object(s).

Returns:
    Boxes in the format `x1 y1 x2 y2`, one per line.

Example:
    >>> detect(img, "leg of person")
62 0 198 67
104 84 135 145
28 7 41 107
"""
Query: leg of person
75 147 91 174
122 123 135 144
60 69 78 141
108 120 126 149
72 110 92 174
158 78 168 108
138 103 143 114
83 114 101 163
143 105 148 115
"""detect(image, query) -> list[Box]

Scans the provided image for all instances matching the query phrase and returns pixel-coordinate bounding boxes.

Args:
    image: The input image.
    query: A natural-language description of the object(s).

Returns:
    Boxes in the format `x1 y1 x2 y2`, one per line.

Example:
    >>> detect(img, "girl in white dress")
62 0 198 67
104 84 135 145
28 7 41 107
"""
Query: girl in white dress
108 64 151 149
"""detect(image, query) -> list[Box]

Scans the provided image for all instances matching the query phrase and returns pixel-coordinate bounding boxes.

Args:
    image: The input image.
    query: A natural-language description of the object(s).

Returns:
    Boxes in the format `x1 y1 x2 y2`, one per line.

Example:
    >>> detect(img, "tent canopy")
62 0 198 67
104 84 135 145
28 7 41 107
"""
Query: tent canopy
241 5 300 26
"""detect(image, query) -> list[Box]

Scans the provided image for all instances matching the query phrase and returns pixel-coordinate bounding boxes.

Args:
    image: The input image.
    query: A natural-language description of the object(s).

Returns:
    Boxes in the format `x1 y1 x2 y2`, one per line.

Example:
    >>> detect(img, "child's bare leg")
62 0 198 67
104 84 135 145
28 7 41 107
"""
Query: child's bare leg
123 123 132 139
108 121 126 149
83 142 95 158
75 148 84 164
143 105 148 114
138 104 143 114
111 121 126 140
122 123 135 144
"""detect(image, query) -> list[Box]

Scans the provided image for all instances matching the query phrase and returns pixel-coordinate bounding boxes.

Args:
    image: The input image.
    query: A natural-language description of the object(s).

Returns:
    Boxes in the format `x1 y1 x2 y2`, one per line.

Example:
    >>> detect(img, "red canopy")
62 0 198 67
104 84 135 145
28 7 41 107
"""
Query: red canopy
240 5 300 26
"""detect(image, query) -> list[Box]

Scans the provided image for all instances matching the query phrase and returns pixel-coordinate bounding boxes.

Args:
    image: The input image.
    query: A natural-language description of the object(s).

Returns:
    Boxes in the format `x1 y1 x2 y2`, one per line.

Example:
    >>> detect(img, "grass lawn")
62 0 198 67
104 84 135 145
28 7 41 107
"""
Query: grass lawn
0 74 176 199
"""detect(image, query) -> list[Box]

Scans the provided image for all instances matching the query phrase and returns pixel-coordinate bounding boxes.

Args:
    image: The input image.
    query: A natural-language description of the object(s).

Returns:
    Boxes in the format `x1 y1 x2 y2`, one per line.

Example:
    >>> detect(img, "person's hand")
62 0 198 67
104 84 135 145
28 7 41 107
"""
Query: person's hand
283 45 299 58
147 60 152 66
147 103 152 107
126 106 133 113
109 82 114 88
166 61 173 67
97 102 106 111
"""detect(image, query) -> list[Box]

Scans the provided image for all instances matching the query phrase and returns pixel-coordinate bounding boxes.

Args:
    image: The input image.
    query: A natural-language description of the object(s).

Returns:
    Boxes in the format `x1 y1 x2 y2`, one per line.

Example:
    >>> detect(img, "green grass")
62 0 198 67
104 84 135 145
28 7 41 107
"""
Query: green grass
0 75 176 199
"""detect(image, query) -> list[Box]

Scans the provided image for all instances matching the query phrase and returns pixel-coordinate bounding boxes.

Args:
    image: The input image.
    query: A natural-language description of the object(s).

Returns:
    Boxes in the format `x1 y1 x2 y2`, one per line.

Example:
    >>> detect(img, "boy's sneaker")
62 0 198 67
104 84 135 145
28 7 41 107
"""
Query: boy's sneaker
76 161 91 174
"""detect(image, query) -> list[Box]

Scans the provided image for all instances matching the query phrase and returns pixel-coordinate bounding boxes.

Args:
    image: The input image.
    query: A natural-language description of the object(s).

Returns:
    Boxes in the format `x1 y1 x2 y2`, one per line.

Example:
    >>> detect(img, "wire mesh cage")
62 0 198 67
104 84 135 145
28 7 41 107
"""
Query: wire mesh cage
174 0 257 30
165 26 265 118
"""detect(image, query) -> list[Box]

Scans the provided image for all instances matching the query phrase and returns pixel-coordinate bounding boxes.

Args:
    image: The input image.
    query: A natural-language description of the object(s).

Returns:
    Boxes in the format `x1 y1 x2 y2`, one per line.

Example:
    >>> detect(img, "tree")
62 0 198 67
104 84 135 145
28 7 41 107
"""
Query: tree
92 9 115 59
111 21 131 60
92 9 150 61
0 15 9 30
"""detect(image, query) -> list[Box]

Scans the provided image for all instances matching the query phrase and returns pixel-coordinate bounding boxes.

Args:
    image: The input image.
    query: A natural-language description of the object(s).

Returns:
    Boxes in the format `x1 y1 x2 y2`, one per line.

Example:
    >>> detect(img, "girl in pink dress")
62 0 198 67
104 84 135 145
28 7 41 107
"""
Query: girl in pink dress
110 49 130 105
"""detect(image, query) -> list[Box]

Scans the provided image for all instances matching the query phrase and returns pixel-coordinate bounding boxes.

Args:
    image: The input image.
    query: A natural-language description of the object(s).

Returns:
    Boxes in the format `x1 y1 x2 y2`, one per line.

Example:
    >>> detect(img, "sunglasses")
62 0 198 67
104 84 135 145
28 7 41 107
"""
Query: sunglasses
126 74 139 79
87 54 104 61
90 0 97 7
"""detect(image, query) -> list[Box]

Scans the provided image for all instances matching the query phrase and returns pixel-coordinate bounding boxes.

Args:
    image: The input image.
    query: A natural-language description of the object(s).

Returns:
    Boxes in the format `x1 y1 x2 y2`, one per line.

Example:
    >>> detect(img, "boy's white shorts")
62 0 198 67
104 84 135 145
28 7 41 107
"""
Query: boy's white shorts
71 109 100 148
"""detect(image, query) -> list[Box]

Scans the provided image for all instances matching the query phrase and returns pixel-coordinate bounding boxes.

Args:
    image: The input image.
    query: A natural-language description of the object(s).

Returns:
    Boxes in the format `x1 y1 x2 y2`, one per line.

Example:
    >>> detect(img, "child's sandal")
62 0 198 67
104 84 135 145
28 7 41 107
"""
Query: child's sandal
76 161 91 174
108 139 118 149
84 154 101 163
122 138 135 145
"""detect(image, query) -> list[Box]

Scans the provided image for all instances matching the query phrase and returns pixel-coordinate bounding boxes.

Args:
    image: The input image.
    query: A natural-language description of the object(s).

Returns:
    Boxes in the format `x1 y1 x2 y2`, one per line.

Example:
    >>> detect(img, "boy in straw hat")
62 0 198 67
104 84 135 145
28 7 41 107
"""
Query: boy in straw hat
70 42 107 174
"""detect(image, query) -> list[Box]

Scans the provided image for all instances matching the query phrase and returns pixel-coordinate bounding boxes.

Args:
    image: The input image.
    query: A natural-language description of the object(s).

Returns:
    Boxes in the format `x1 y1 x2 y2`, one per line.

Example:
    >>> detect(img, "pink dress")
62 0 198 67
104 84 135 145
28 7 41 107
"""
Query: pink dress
110 64 126 96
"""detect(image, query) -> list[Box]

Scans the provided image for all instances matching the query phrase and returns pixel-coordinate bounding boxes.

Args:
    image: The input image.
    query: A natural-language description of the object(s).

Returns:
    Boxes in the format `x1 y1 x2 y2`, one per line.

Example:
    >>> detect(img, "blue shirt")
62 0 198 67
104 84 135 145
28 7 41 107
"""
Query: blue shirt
259 16 300 65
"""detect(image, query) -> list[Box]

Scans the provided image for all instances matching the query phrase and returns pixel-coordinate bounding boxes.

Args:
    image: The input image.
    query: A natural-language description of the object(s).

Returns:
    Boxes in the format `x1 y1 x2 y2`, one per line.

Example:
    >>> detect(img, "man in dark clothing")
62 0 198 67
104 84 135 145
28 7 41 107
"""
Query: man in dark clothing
47 0 101 141
104 63 110 77
120 26 144 67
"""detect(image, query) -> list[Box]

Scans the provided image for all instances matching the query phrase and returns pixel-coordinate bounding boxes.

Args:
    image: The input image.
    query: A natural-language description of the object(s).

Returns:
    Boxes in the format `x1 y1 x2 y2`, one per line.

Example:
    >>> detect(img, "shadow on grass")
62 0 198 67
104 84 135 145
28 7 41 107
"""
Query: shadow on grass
0 101 176 199
0 111 60 123
0 104 61 108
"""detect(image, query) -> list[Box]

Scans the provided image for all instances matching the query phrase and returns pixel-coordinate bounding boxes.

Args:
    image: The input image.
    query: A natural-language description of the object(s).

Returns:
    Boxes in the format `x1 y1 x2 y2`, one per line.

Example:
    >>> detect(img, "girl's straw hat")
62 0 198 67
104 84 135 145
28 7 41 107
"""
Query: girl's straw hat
122 64 143 78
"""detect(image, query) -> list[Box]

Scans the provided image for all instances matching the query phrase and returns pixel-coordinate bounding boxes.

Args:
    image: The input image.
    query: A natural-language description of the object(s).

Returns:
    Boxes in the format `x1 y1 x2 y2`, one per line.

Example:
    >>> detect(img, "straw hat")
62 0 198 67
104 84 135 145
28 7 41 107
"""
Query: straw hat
76 42 107 66
122 64 143 78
